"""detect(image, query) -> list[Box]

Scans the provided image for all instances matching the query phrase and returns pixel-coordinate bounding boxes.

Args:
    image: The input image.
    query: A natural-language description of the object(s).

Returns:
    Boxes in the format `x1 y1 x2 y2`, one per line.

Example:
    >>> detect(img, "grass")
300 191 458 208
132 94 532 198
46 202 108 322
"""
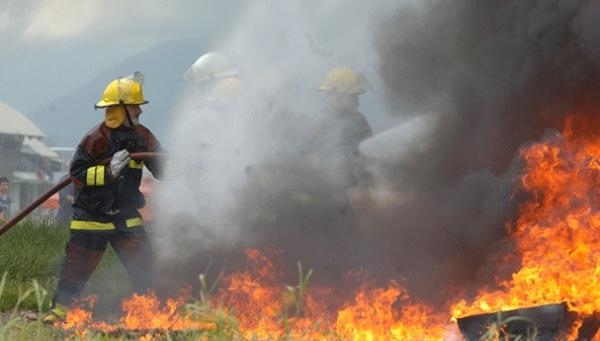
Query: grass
0 272 67 340
0 219 67 311
0 219 129 311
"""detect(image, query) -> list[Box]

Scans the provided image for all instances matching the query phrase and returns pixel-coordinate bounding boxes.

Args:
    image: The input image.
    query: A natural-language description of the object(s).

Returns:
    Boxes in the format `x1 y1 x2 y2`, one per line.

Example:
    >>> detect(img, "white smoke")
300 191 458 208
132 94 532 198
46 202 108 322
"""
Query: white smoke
151 0 402 275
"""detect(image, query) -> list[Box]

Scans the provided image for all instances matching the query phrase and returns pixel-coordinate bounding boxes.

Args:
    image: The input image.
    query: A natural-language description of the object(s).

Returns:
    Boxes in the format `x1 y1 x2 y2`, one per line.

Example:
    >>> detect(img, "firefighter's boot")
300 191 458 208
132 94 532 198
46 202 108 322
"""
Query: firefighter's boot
42 304 68 324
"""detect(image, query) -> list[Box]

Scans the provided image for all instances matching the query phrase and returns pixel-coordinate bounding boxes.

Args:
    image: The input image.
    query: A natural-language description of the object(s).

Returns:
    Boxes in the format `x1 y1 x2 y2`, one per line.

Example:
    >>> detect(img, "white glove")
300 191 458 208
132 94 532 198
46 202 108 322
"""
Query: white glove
110 149 131 178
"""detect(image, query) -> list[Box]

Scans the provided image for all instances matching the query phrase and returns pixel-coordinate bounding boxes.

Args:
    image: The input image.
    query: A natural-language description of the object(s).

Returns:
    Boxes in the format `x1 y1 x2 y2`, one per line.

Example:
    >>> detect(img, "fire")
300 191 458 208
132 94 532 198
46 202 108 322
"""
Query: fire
335 281 449 340
452 115 600 330
120 290 215 331
57 114 600 339
61 289 216 336
59 248 452 339
215 249 450 340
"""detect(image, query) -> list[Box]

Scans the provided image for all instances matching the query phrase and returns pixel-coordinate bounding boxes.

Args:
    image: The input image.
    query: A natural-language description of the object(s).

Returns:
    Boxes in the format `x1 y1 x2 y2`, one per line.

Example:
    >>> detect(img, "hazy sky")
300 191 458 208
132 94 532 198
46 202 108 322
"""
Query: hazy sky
0 0 243 113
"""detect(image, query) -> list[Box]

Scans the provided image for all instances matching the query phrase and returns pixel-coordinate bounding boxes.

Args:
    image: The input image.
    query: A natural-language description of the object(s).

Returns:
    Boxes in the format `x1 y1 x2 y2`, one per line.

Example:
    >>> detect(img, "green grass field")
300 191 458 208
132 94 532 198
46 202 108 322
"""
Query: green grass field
0 219 68 311
0 219 131 312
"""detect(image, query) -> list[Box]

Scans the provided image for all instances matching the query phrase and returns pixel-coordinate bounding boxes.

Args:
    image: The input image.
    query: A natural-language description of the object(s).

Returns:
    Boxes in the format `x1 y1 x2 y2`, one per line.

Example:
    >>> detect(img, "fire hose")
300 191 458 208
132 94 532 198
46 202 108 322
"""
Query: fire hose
0 152 165 238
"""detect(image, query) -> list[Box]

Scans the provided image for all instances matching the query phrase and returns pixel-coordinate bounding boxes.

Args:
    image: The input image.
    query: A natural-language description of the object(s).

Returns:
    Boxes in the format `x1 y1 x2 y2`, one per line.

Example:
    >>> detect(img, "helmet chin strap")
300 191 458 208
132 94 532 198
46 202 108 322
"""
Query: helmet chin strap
120 100 135 127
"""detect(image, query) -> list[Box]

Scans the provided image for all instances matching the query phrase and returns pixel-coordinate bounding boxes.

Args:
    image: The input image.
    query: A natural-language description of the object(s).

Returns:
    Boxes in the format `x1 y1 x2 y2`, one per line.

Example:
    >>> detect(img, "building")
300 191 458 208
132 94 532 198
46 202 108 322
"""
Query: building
0 101 62 217
50 146 76 178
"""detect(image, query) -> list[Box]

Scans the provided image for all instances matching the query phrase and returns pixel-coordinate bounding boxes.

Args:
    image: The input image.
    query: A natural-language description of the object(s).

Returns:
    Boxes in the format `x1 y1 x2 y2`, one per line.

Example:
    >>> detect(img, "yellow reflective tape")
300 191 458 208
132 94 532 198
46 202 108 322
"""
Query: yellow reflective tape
126 217 143 228
70 217 143 230
86 167 96 186
128 160 144 169
70 220 115 230
95 166 105 186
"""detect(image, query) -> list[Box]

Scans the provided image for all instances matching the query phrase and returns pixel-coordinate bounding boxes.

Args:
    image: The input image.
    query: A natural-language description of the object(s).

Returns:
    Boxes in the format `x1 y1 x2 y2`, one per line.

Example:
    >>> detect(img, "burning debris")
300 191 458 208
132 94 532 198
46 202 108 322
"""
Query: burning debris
450 114 600 338
457 302 600 341
457 303 573 340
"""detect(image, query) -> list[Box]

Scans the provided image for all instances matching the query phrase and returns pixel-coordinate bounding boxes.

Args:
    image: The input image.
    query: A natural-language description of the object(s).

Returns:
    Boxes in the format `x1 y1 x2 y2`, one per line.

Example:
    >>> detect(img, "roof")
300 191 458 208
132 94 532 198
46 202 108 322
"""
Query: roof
22 137 60 160
0 102 44 137
13 171 46 182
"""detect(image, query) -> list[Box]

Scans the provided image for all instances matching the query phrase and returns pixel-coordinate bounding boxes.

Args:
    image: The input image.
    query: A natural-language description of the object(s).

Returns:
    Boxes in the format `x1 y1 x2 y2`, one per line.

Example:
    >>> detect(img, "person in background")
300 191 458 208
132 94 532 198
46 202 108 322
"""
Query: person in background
56 174 75 225
183 51 239 94
315 66 373 189
0 177 11 221
175 51 240 117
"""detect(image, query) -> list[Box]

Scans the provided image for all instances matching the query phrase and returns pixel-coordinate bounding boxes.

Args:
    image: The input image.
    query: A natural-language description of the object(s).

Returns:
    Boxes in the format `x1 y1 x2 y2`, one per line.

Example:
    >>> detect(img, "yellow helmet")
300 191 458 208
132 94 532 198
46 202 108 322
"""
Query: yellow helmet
211 77 243 101
318 66 368 95
95 72 148 108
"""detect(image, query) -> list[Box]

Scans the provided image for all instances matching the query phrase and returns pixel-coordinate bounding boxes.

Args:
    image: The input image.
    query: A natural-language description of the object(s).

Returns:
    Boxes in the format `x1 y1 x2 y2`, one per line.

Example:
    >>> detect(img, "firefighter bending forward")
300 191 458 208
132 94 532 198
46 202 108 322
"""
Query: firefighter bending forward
44 72 162 323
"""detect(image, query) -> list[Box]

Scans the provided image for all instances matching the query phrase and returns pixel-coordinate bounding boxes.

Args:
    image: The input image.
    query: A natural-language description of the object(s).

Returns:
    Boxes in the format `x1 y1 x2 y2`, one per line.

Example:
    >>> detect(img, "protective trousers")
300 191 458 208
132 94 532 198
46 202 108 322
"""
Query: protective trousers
52 228 153 307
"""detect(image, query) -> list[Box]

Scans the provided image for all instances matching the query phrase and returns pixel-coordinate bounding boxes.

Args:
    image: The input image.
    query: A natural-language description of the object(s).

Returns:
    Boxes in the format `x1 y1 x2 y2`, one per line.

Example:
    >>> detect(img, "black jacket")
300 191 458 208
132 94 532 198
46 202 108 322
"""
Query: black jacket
70 123 162 224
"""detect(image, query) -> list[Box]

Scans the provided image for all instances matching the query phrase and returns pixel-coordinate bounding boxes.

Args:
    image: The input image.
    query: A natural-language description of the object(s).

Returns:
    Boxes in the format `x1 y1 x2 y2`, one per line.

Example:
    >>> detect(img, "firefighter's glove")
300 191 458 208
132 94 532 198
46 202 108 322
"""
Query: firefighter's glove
110 149 131 179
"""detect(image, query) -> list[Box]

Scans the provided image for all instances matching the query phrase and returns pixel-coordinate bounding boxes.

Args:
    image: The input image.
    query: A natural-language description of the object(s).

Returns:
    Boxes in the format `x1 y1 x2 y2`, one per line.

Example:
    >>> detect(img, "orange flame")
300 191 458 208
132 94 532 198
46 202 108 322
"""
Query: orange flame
452 115 600 336
335 281 449 340
61 289 215 336
58 114 600 340
215 249 451 339
60 248 452 340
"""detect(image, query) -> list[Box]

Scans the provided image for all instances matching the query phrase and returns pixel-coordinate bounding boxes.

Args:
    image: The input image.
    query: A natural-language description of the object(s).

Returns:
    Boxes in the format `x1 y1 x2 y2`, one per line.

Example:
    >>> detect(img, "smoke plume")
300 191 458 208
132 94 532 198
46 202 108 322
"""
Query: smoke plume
150 0 600 306
365 0 600 303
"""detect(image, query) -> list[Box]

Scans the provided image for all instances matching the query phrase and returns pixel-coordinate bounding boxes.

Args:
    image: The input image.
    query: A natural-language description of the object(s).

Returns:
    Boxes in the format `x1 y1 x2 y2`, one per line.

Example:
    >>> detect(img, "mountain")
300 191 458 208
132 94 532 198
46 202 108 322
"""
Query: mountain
30 38 207 146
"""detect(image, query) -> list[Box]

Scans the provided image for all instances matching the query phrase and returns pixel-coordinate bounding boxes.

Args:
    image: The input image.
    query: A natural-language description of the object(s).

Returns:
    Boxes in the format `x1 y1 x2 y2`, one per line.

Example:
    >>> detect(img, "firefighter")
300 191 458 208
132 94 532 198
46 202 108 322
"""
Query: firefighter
174 51 240 119
43 72 163 323
210 76 243 103
183 51 239 94
315 65 372 189
284 66 373 274
296 66 373 214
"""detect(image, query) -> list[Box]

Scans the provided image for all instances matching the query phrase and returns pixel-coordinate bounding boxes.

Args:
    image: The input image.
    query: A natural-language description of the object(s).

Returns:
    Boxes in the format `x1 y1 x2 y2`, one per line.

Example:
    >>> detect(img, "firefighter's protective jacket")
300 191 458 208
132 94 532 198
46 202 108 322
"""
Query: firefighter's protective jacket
69 123 162 231
307 108 372 189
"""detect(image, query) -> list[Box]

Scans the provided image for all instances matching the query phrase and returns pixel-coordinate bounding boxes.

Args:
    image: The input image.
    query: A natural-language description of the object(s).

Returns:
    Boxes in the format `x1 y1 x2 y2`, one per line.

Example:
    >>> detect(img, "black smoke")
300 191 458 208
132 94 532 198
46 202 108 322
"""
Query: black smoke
366 0 600 304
